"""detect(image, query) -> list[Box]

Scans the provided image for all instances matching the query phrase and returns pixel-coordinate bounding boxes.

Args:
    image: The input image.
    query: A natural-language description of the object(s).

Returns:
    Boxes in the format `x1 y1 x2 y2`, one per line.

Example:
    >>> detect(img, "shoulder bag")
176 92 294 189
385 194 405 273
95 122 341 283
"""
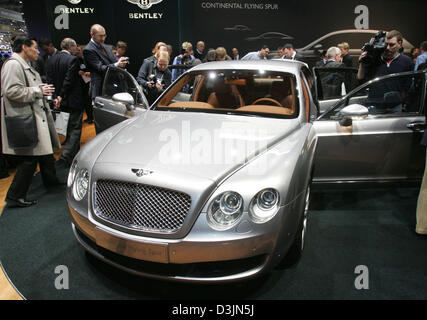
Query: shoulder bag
2 59 39 149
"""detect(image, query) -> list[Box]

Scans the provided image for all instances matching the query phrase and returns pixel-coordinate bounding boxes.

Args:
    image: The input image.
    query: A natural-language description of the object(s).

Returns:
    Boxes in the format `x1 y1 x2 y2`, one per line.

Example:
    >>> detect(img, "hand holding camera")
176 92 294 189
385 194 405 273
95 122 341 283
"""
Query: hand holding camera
117 56 130 68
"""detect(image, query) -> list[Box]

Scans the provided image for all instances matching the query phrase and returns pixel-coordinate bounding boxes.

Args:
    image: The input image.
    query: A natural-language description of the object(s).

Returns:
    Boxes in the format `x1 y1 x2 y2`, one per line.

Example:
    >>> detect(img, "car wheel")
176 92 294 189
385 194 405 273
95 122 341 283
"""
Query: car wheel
279 183 311 268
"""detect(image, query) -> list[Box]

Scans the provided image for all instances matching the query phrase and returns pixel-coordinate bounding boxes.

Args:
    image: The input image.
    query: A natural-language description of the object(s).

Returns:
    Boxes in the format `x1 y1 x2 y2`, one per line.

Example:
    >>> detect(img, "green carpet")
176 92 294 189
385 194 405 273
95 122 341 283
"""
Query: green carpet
0 170 426 300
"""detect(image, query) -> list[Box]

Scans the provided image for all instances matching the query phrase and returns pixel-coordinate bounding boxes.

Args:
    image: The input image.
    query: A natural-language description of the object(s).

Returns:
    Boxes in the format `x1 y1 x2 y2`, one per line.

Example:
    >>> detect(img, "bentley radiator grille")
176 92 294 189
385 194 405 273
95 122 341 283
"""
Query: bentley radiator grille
94 180 192 233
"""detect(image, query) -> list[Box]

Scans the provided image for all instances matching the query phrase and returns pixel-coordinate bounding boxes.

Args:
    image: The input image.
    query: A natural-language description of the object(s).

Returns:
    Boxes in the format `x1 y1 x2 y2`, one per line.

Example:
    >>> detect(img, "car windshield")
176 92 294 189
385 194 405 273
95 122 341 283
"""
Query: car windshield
154 69 298 118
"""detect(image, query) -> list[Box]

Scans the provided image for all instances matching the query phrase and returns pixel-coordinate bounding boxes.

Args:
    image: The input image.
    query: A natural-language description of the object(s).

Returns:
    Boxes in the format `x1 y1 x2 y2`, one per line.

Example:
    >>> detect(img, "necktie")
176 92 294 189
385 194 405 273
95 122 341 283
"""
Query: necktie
99 44 107 55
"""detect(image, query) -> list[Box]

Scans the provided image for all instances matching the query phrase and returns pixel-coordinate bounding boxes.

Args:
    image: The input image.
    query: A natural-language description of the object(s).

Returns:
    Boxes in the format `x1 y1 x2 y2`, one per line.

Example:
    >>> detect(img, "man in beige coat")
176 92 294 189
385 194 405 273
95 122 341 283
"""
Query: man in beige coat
1 36 62 207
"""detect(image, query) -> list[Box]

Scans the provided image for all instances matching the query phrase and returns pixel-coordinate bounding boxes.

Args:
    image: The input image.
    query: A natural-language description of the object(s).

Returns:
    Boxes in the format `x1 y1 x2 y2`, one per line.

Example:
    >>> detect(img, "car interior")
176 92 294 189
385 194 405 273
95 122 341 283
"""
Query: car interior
156 70 298 117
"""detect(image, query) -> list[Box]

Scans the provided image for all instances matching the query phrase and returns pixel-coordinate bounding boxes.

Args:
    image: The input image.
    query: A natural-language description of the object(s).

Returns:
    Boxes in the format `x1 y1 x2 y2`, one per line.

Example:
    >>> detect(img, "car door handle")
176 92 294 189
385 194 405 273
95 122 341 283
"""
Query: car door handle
406 122 426 132
95 102 104 108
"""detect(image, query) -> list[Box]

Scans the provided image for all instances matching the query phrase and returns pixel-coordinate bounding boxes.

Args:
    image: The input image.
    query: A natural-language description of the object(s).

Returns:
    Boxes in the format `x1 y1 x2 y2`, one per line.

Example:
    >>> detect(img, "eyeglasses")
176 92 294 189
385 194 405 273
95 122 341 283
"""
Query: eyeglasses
386 42 397 48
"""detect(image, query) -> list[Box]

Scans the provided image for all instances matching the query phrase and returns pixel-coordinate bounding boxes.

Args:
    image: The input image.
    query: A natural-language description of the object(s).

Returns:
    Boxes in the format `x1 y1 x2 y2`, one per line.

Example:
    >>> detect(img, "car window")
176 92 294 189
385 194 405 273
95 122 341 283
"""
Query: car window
320 71 426 120
314 67 359 100
102 67 146 107
155 69 299 119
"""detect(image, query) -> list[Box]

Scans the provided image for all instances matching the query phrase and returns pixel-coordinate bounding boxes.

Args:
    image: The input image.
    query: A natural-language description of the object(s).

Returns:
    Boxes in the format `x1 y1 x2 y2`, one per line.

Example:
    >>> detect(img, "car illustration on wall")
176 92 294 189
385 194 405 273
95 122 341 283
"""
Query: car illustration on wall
224 24 252 32
246 31 294 42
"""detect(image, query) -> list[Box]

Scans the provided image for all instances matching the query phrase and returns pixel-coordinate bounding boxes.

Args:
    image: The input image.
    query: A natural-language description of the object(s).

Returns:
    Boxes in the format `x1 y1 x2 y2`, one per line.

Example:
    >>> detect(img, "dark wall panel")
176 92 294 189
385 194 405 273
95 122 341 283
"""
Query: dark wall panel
23 0 427 77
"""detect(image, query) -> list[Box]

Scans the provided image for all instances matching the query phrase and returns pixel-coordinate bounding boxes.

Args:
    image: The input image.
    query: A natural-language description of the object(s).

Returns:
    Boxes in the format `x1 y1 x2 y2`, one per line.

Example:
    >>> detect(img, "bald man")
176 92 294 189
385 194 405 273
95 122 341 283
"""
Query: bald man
83 24 128 99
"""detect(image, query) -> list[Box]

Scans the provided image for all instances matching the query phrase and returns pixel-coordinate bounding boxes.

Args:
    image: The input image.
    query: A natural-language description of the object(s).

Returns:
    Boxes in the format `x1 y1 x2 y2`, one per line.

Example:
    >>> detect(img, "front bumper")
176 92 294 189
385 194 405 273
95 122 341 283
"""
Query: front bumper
69 205 286 282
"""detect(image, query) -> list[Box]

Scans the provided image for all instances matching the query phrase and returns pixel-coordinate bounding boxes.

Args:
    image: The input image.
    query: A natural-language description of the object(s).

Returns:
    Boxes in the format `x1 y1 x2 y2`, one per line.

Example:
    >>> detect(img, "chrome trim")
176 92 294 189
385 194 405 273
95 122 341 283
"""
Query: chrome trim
72 223 269 283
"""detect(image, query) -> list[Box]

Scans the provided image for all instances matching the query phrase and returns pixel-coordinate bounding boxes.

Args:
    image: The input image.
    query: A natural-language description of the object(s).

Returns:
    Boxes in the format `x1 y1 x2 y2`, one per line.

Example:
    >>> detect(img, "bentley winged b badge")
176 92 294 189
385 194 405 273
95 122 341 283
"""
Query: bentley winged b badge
132 169 154 177
127 0 163 10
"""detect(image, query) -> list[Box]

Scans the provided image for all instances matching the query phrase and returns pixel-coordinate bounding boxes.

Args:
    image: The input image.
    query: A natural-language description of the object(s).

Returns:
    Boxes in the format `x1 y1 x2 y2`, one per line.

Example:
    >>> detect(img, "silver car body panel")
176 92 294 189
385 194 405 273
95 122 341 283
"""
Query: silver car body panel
68 60 318 281
69 60 425 282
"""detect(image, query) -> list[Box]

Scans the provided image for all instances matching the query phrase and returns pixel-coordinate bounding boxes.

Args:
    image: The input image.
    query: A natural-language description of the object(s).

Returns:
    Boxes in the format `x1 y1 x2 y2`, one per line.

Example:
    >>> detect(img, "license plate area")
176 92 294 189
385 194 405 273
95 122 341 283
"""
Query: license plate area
94 227 169 263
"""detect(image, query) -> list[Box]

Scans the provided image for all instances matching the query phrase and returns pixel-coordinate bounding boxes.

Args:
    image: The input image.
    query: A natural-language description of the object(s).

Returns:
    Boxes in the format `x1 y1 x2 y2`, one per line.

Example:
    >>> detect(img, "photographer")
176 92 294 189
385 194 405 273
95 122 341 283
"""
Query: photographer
357 30 413 114
171 42 195 82
357 30 413 82
136 51 171 105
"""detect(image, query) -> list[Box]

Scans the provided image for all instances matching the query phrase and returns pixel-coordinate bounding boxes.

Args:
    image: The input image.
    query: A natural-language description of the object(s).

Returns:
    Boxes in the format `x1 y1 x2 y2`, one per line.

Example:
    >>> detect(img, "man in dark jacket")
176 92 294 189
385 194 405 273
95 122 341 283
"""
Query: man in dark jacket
282 43 305 62
83 24 128 99
319 46 345 98
46 38 84 166
137 51 172 105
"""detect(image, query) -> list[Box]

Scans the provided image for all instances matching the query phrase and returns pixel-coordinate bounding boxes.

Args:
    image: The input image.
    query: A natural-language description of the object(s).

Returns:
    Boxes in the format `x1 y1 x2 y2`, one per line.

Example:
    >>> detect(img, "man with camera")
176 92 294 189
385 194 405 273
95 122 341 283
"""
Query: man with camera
357 30 413 82
83 24 129 99
136 51 172 105
171 42 195 83
357 30 413 114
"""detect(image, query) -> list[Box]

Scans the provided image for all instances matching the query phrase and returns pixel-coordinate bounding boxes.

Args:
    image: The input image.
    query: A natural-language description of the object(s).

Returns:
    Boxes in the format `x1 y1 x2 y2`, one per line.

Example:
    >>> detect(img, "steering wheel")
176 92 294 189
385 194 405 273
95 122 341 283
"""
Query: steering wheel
252 97 282 107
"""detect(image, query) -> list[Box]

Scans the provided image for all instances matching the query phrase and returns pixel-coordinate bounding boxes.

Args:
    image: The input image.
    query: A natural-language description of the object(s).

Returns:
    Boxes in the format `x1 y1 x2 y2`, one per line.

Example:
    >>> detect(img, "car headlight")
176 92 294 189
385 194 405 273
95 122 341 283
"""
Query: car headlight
249 189 280 223
207 191 244 230
67 160 78 188
72 169 89 201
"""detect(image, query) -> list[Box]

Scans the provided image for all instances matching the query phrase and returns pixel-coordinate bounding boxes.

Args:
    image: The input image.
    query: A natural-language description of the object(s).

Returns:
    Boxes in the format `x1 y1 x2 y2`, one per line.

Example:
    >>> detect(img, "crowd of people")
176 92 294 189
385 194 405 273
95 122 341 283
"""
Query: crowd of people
0 24 426 236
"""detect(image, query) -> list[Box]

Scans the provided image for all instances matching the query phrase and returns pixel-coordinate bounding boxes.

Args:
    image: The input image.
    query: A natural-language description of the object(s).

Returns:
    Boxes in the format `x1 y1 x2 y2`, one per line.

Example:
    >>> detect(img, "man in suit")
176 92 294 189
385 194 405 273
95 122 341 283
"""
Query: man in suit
194 41 206 61
38 38 59 64
83 24 128 99
46 38 84 166
318 47 345 98
282 43 305 62
231 48 240 60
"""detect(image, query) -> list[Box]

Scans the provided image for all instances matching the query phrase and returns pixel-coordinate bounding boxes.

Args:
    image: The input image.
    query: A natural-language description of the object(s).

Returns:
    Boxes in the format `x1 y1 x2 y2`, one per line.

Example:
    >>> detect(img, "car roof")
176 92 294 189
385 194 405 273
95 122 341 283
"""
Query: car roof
189 60 305 74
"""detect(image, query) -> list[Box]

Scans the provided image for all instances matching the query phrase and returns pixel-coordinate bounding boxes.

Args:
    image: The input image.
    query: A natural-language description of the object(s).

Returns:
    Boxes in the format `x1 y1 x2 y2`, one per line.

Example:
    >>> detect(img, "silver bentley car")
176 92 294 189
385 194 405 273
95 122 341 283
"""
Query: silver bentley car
67 60 319 282
68 60 427 282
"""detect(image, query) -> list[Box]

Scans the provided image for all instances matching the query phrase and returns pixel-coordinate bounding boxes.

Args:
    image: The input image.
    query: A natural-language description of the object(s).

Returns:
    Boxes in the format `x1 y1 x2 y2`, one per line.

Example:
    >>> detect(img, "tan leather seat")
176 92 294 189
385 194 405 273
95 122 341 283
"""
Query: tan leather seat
207 83 244 108
269 80 294 111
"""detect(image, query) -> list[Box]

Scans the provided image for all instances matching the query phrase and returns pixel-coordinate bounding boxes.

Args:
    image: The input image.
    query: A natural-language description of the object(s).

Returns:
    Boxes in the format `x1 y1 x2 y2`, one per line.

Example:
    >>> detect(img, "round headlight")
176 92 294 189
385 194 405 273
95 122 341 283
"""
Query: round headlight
67 160 78 188
207 191 243 230
73 169 89 201
249 189 280 223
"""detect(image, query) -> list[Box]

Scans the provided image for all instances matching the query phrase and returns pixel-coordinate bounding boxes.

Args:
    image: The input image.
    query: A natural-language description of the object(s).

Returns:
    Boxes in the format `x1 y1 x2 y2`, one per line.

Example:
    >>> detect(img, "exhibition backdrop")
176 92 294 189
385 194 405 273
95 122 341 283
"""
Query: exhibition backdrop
22 0 427 76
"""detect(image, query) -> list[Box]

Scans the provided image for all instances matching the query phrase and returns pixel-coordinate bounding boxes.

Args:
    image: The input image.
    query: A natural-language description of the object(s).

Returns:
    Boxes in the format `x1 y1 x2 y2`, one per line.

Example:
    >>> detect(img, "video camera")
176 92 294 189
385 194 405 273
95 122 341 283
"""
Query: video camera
360 30 387 65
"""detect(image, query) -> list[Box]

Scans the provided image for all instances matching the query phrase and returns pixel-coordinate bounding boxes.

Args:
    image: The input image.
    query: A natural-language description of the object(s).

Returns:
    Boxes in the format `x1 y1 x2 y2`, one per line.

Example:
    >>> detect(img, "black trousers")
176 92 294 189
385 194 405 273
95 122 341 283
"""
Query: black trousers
7 154 58 200
60 109 83 164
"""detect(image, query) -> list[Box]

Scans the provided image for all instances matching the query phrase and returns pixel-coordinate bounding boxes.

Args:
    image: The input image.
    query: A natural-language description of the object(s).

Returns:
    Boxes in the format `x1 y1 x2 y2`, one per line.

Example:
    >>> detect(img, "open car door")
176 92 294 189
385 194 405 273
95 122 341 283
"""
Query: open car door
93 66 149 133
313 70 426 183
313 66 359 114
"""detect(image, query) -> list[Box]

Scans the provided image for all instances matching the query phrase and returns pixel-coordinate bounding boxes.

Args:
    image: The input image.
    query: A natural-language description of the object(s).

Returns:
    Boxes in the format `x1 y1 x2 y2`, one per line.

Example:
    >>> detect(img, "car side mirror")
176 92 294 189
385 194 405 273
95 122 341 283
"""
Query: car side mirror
112 92 135 111
338 104 369 127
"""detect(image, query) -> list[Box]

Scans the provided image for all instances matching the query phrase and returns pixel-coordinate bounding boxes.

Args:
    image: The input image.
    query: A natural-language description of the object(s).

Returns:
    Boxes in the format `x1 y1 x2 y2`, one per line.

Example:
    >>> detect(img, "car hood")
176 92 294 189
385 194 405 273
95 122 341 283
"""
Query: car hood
95 110 299 183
